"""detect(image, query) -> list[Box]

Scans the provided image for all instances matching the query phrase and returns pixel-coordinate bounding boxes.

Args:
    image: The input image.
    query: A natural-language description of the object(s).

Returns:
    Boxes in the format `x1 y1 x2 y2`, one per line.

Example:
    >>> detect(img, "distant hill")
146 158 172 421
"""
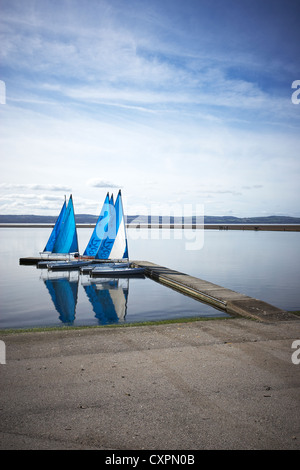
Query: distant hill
0 214 99 224
1 214 300 224
204 215 300 224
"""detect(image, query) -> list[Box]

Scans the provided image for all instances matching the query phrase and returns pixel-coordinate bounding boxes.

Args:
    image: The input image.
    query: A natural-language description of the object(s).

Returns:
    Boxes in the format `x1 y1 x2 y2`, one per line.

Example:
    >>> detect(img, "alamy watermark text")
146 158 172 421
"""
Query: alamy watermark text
0 341 6 364
291 340 300 365
0 80 6 104
291 80 300 104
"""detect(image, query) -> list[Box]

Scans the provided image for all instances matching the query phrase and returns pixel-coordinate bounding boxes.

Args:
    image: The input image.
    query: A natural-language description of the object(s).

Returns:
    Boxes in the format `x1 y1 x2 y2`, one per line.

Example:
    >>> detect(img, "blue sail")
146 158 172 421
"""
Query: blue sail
95 193 116 259
83 279 128 324
109 190 129 259
43 199 66 252
83 192 110 257
84 282 119 324
44 277 78 324
95 190 128 260
52 195 79 254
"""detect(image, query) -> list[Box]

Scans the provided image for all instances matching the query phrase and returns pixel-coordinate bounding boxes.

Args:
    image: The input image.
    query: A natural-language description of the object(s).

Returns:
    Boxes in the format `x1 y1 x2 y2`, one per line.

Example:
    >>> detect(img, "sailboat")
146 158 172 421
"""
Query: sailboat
43 197 67 253
85 190 144 276
42 194 79 255
36 195 80 268
51 194 79 254
20 195 79 266
45 191 122 270
38 190 144 276
83 192 110 257
47 190 129 268
95 189 129 261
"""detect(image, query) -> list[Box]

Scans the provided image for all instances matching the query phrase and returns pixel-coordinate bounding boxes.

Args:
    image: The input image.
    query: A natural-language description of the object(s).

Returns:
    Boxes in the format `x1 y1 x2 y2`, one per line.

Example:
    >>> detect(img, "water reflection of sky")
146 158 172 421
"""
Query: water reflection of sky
0 227 299 329
0 228 226 329
130 228 300 311
39 271 224 329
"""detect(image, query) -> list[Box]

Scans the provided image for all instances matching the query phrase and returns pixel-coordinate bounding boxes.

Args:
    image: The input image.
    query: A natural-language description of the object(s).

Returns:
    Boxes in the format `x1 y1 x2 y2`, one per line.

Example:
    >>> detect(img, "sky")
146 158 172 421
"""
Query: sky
0 0 299 218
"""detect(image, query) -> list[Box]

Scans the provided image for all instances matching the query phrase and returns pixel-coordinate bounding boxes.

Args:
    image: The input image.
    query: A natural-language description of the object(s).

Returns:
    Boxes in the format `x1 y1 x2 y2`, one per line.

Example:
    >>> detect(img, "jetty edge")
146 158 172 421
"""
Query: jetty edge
132 261 298 322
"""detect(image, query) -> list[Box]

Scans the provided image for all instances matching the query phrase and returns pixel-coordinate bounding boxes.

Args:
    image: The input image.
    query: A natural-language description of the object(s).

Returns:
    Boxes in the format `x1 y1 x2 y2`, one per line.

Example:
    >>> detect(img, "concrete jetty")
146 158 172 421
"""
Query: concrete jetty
132 261 298 322
19 255 298 322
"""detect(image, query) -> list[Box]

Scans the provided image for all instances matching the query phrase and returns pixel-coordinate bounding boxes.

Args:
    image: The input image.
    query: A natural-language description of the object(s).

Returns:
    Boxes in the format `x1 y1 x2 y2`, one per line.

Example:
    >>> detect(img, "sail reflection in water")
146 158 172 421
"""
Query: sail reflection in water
42 270 129 326
43 271 79 325
83 278 128 325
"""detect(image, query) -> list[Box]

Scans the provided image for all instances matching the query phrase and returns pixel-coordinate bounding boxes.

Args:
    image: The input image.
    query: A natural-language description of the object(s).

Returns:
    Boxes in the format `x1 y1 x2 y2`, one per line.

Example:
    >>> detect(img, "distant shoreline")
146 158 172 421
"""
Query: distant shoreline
1 215 300 225
1 223 300 231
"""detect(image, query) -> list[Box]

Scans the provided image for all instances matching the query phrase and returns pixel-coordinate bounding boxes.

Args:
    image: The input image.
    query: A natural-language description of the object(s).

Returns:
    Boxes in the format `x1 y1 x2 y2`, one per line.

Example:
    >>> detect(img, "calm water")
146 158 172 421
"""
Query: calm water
0 227 299 329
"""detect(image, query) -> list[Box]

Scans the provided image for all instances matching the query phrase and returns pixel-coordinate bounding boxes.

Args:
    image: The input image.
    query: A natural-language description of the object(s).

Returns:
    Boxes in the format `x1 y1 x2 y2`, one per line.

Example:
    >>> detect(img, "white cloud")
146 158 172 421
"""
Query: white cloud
0 0 299 218
0 183 71 191
87 179 121 189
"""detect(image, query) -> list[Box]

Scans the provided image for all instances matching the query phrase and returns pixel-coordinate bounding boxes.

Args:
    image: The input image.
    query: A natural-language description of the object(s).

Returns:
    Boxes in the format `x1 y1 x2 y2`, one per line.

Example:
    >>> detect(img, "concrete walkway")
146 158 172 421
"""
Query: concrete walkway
1 317 300 450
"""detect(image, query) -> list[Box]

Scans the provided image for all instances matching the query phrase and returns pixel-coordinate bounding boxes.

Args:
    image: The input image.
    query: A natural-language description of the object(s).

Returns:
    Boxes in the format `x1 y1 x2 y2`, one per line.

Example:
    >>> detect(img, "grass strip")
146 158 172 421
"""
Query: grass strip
0 315 229 335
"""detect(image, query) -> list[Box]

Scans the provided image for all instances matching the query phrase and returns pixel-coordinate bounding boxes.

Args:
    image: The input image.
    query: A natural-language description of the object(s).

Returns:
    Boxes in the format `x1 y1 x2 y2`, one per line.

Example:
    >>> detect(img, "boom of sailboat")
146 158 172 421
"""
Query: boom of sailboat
36 190 144 276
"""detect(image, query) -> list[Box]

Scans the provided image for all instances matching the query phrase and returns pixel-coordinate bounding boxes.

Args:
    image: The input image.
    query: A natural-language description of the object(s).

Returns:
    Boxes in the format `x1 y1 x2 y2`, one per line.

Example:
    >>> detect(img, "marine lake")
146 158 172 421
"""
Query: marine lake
0 227 299 329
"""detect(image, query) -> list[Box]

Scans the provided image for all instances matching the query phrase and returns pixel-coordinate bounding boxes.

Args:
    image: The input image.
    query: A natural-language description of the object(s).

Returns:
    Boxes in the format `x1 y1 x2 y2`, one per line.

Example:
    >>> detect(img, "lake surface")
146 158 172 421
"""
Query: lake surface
0 227 299 329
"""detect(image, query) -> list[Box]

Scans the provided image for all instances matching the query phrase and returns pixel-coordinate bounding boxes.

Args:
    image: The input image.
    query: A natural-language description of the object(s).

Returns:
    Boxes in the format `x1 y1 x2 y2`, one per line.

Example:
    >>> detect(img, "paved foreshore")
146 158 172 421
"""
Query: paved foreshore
1 317 300 450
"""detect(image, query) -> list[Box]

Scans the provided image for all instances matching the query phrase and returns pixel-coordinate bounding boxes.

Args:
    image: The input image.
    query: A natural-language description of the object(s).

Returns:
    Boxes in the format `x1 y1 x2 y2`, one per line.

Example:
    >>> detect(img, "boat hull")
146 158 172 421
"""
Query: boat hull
38 260 131 271
90 266 145 278
46 260 94 271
